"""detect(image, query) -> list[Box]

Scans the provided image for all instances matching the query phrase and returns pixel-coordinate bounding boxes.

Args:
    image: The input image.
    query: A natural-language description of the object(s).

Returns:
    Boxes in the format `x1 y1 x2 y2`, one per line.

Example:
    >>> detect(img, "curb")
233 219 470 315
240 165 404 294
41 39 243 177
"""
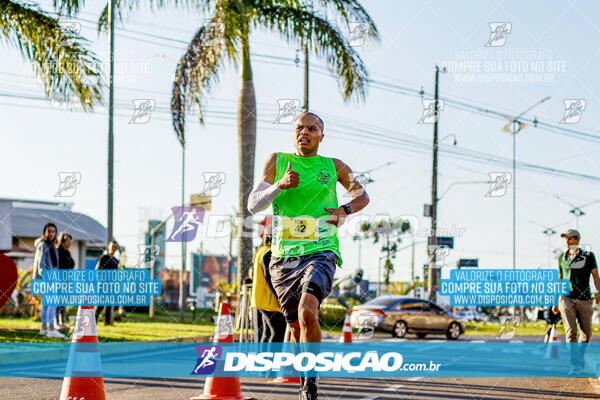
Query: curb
149 334 213 343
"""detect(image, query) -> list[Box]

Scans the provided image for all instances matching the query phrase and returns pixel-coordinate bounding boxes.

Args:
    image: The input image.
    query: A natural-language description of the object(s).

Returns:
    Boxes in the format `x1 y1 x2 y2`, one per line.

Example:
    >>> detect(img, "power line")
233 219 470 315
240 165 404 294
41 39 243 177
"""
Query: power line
3 88 599 183
40 13 600 144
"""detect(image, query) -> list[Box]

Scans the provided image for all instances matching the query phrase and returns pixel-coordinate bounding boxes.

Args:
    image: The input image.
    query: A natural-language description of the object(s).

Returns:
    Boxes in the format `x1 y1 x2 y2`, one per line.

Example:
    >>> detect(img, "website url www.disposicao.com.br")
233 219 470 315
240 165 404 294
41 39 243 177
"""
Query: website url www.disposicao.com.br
223 351 442 373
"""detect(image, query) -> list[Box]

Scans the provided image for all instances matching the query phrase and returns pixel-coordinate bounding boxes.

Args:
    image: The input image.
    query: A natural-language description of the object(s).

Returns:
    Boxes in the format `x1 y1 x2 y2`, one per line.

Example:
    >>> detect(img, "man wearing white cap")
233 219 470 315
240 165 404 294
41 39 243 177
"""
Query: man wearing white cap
552 229 600 374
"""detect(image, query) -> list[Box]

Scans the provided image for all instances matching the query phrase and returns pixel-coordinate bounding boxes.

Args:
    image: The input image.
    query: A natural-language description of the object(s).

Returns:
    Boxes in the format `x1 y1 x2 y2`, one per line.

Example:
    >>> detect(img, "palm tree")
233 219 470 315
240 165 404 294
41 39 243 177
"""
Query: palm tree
99 0 379 287
171 0 379 288
1 0 103 108
360 218 411 285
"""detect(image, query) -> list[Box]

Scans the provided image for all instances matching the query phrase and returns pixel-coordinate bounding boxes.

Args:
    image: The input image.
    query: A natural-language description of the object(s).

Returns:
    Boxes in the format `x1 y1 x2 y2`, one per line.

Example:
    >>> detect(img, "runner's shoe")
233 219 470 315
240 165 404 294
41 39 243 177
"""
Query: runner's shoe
46 329 66 338
298 389 318 400
38 328 47 336
298 377 318 400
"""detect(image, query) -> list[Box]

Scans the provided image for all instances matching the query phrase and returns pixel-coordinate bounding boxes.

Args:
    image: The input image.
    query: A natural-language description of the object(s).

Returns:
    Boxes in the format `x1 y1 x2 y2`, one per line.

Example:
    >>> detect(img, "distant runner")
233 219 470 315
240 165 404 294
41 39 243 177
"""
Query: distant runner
248 112 370 399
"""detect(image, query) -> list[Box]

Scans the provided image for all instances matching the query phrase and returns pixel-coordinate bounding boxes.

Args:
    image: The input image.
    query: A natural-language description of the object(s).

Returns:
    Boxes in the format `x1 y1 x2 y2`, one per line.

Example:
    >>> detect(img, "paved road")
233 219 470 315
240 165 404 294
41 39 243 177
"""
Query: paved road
2 335 599 399
1 376 599 399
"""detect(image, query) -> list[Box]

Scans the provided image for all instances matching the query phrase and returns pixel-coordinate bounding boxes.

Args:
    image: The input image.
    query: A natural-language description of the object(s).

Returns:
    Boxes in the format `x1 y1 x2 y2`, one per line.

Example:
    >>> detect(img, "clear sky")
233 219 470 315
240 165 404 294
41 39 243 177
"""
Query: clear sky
2 0 600 283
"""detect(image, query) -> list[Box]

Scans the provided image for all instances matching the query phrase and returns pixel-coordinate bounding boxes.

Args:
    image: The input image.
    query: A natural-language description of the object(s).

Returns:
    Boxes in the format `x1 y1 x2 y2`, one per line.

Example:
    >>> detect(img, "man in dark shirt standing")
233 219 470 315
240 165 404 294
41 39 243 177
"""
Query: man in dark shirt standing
95 240 120 325
552 229 600 374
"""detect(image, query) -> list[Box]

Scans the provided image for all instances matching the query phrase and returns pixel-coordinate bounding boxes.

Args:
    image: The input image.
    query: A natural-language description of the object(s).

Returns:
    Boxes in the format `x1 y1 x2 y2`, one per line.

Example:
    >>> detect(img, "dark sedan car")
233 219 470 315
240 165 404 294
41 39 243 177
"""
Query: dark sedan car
350 295 465 339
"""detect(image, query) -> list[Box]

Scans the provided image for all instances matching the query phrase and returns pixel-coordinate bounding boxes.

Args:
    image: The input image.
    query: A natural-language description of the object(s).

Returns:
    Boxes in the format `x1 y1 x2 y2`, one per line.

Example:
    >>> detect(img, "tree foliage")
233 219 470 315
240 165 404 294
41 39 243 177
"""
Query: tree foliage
1 0 103 109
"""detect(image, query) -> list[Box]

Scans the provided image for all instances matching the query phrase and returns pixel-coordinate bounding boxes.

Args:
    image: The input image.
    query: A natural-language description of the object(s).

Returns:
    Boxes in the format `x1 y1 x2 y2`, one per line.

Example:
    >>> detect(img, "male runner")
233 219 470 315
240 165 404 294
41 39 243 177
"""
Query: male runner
248 112 370 399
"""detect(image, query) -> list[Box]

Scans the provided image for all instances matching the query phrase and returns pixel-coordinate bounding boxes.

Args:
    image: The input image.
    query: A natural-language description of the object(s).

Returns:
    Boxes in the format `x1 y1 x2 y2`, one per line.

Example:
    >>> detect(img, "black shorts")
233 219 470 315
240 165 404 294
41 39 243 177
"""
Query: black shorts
269 250 338 323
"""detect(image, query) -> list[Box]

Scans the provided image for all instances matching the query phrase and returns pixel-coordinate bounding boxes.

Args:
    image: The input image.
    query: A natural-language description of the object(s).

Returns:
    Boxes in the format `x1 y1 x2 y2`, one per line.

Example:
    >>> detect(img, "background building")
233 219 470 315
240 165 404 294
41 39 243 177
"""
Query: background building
0 198 106 270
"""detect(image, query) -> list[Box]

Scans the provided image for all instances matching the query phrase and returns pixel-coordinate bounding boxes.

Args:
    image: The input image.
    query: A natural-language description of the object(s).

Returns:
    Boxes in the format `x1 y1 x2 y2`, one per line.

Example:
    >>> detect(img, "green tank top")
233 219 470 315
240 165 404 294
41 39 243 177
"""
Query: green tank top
271 152 342 266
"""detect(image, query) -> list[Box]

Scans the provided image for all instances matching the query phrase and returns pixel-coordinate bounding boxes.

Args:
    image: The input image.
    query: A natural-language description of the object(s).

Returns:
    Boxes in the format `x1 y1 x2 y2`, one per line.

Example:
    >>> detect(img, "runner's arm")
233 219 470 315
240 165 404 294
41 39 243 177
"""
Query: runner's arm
333 158 370 214
591 254 600 302
247 153 281 214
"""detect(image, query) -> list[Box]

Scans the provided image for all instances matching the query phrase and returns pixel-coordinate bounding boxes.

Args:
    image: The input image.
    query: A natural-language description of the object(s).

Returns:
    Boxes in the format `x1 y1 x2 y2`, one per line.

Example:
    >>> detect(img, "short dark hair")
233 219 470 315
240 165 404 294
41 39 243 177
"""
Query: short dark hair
43 222 57 235
296 112 324 132
263 233 272 247
58 232 72 246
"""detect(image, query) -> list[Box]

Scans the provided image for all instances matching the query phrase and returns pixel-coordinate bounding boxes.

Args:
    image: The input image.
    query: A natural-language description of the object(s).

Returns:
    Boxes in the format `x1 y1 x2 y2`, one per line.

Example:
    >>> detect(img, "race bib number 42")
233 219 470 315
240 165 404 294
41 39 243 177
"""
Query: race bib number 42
280 218 319 242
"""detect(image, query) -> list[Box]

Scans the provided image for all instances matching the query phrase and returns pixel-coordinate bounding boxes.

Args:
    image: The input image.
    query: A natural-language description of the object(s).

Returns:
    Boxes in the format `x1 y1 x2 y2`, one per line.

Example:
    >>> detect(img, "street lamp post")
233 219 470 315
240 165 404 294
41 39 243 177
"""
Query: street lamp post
500 96 551 270
553 195 600 231
529 219 570 267
179 146 186 322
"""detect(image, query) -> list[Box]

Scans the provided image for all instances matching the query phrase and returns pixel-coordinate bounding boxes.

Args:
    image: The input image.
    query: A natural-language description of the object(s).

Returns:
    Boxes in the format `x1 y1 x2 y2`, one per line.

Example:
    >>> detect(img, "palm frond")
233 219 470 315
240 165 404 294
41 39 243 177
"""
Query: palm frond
97 0 213 32
255 5 369 101
52 0 85 16
269 0 379 42
0 0 103 109
170 19 228 145
97 0 123 33
313 0 379 39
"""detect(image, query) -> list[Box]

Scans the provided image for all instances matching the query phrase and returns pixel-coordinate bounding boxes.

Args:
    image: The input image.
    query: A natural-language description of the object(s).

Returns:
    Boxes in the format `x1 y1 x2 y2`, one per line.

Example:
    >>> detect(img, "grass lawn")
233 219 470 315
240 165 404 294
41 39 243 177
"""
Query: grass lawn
4 309 600 342
330 322 600 338
0 308 216 342
464 321 600 337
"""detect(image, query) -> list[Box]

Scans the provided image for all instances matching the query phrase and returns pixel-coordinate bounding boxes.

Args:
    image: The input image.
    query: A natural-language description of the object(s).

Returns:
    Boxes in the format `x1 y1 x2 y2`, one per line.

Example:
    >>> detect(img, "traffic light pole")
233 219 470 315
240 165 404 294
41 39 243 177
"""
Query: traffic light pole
148 214 174 319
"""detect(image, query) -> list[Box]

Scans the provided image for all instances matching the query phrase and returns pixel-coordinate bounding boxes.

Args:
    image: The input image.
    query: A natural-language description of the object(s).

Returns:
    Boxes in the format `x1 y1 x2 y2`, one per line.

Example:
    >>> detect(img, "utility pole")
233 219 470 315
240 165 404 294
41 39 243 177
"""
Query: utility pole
411 238 415 282
106 0 115 246
303 42 309 112
511 121 516 270
428 65 442 302
227 214 235 284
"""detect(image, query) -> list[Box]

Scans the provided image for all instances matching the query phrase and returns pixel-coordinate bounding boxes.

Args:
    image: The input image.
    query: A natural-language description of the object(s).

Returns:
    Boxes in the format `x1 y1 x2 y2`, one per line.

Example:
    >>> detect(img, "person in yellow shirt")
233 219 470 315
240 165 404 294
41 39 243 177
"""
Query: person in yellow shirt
251 223 286 342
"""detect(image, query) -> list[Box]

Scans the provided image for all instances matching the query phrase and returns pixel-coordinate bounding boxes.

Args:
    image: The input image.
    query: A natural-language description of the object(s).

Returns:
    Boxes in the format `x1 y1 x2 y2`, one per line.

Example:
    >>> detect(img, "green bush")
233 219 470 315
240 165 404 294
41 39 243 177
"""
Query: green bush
319 304 347 328
345 297 362 310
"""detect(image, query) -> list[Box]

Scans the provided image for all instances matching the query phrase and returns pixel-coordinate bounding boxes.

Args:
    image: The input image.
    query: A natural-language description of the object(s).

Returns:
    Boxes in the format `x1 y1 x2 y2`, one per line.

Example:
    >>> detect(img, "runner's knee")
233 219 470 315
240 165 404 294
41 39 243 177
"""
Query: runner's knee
299 308 319 329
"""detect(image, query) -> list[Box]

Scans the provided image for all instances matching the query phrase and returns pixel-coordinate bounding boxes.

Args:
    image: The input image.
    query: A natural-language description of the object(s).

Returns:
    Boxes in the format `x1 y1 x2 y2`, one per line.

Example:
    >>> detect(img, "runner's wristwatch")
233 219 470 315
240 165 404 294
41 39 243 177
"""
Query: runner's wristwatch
341 205 351 215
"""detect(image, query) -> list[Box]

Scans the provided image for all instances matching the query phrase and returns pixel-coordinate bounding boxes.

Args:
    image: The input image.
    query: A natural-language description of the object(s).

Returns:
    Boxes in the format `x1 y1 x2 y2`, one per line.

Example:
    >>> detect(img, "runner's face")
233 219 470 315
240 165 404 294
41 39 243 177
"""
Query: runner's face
108 242 119 255
44 227 56 242
566 236 579 248
294 115 323 154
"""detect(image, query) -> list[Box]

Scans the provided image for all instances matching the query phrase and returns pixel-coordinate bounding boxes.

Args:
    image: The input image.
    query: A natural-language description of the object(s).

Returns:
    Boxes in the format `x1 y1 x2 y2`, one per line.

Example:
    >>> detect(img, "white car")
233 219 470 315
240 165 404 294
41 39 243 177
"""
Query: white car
456 311 487 322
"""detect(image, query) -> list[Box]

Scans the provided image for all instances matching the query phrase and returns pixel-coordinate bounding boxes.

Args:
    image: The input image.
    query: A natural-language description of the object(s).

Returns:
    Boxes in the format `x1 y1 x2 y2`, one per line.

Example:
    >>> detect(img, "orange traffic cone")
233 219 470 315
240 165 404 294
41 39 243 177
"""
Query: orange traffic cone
339 312 352 343
269 324 301 384
545 324 560 359
191 300 246 400
59 306 106 400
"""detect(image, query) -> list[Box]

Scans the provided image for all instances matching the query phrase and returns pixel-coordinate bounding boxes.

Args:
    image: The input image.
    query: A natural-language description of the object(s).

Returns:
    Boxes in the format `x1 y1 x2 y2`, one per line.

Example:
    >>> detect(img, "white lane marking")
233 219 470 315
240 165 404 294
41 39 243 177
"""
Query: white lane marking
360 396 378 400
408 377 422 381
383 384 404 391
409 343 446 353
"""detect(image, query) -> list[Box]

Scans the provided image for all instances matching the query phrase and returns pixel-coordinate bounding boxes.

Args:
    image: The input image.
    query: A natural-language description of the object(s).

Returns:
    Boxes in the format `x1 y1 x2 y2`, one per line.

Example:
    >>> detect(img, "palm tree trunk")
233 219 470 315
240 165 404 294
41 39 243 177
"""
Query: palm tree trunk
236 29 256 290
